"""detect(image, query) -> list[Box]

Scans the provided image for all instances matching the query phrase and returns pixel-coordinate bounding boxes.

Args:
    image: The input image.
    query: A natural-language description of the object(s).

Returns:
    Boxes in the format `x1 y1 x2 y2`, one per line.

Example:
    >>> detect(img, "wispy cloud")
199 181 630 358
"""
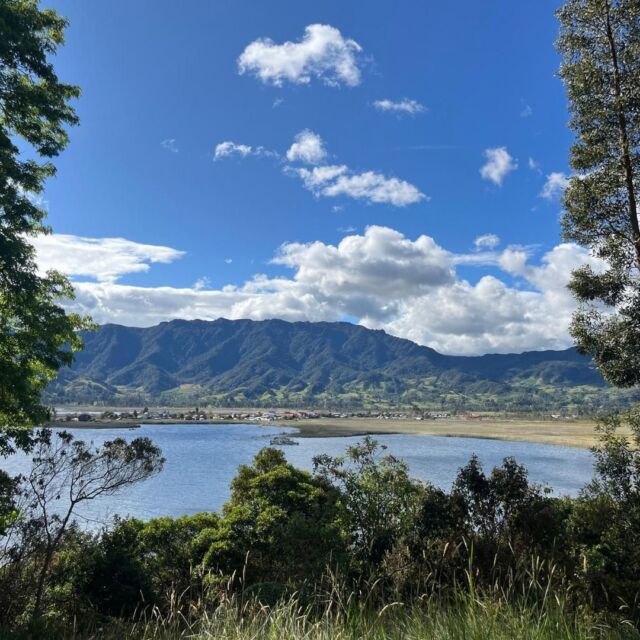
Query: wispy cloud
238 24 363 87
540 172 569 200
473 233 500 250
32 234 184 283
373 98 425 115
480 147 517 186
193 276 211 291
161 138 178 153
214 141 278 161
528 157 542 174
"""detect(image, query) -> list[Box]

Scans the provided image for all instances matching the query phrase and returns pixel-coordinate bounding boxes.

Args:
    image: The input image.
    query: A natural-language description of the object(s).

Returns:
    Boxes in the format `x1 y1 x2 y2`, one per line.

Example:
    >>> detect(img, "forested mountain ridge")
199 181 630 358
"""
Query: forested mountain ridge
45 319 638 411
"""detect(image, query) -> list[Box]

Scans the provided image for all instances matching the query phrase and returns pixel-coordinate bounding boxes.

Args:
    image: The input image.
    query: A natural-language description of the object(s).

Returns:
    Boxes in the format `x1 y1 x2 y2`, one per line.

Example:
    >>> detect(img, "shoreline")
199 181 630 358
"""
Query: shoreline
45 416 610 449
288 417 603 448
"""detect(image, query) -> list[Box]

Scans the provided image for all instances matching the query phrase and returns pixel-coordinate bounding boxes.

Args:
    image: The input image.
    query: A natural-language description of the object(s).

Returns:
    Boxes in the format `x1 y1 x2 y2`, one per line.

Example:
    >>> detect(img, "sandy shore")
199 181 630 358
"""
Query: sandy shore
46 416 617 449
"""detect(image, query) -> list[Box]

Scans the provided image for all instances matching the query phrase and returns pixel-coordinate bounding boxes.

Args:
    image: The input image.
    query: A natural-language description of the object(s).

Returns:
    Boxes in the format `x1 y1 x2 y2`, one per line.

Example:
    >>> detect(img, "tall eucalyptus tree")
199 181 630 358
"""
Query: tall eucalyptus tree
557 0 640 386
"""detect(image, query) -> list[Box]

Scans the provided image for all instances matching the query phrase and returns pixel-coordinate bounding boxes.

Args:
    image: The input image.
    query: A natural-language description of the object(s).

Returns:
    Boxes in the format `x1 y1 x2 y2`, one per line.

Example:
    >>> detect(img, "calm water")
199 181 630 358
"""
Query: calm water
1 424 594 527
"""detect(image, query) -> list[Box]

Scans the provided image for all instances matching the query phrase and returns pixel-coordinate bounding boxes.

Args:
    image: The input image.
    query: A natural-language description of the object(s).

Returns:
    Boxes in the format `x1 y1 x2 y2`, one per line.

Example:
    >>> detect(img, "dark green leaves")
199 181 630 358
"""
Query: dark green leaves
0 0 91 439
557 0 640 386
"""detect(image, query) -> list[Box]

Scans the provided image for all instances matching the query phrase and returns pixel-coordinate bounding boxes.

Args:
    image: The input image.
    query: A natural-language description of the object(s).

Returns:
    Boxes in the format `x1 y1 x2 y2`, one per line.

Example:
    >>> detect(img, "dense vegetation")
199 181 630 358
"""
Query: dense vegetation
0 0 90 452
44 319 640 411
558 0 640 388
1 418 640 638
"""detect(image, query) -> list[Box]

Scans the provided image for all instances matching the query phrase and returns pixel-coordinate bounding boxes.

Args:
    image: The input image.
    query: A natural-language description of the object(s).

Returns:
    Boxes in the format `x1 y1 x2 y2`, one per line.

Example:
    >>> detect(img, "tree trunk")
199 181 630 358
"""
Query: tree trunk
32 508 74 622
32 545 52 622
604 0 640 271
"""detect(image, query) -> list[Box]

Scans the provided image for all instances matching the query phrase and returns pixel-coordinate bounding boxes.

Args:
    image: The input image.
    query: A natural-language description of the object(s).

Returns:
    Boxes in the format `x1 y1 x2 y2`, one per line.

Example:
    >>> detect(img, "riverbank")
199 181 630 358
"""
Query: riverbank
45 416 614 449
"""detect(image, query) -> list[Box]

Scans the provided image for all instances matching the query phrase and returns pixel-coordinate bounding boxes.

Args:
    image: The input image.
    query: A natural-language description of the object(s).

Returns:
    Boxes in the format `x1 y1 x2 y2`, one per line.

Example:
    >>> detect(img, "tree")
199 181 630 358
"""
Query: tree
0 0 90 453
452 455 547 543
202 448 344 593
570 407 640 615
557 0 640 386
0 429 164 621
86 512 220 615
313 437 423 568
558 7 640 613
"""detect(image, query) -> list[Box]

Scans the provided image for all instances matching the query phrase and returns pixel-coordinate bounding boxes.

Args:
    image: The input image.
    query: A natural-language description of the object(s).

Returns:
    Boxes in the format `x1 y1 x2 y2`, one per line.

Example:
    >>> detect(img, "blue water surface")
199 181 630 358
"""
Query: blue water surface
1 424 594 527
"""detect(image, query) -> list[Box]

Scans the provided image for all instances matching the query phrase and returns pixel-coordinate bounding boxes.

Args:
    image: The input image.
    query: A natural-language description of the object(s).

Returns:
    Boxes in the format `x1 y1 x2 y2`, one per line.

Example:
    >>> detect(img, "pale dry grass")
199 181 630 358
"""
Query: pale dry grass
290 417 625 449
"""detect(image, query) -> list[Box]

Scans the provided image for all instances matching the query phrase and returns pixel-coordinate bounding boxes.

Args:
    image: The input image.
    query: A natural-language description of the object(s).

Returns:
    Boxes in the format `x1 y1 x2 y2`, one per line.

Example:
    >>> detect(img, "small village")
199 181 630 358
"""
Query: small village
57 407 458 424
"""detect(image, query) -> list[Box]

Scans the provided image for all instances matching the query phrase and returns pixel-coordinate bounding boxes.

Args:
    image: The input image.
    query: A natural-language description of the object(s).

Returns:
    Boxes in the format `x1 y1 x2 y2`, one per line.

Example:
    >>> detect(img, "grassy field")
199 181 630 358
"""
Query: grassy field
289 416 614 448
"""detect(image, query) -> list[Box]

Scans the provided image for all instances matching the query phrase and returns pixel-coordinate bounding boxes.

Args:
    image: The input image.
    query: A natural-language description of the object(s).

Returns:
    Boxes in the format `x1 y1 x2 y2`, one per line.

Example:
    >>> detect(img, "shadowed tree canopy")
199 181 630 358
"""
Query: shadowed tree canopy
201 447 345 587
0 429 164 621
0 0 91 452
557 0 640 386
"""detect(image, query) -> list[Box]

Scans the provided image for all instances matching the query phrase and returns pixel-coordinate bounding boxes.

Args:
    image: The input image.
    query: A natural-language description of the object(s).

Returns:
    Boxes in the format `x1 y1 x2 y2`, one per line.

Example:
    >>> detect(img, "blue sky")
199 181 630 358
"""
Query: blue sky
35 0 591 355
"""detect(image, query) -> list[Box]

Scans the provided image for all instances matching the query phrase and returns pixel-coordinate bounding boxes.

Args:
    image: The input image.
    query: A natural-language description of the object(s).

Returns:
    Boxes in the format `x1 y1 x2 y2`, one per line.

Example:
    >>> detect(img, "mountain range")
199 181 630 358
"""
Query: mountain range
44 318 639 411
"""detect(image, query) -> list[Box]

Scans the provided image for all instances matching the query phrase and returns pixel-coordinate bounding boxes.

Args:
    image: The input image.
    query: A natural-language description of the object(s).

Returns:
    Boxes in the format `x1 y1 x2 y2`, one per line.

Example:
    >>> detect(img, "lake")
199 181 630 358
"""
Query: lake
0 423 595 527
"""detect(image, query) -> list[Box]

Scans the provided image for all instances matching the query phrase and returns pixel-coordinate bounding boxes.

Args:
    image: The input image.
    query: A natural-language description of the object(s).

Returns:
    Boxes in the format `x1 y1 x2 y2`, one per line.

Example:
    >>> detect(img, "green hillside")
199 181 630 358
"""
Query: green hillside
45 319 640 411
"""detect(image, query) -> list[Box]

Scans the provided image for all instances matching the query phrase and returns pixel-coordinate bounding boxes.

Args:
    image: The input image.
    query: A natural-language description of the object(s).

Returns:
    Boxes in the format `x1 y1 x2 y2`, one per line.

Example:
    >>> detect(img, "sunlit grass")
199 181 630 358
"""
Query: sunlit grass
69 567 640 640
89 596 637 640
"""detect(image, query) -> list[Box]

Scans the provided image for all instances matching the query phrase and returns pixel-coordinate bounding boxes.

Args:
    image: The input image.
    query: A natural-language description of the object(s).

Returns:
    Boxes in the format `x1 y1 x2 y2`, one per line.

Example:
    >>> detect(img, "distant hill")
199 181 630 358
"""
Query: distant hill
45 318 639 411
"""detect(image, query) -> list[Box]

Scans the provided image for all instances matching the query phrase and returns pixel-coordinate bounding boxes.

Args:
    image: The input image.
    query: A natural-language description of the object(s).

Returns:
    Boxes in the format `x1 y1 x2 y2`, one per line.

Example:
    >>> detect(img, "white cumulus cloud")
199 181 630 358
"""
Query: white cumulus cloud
238 24 363 87
480 147 518 186
323 171 426 207
44 227 601 355
286 130 327 164
215 131 426 207
295 165 426 206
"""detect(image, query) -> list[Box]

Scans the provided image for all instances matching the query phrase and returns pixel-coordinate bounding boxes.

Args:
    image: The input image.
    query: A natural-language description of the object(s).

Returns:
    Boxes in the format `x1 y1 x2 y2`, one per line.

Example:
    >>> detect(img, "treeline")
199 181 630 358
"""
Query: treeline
1 410 639 637
43 385 640 414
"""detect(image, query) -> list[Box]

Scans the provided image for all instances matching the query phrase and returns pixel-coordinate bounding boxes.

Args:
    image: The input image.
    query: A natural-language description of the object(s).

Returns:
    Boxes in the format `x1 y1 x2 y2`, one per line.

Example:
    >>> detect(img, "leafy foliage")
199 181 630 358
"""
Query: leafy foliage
313 437 422 567
557 0 640 386
0 0 92 451
202 448 344 591
571 407 640 611
0 429 164 623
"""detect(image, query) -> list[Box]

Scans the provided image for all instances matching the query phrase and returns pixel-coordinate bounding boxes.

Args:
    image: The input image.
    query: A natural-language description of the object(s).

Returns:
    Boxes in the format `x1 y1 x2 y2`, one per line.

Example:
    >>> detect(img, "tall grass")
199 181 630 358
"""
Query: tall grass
73 560 639 640
84 593 637 640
